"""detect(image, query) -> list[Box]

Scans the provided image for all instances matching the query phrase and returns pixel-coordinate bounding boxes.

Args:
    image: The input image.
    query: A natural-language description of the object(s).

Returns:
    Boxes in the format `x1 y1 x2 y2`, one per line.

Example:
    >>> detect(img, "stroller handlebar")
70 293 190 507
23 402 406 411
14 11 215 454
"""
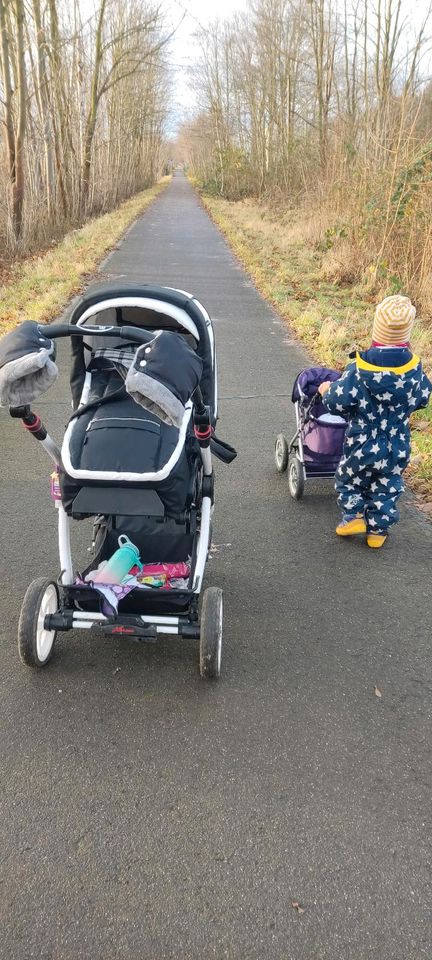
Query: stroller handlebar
42 322 154 345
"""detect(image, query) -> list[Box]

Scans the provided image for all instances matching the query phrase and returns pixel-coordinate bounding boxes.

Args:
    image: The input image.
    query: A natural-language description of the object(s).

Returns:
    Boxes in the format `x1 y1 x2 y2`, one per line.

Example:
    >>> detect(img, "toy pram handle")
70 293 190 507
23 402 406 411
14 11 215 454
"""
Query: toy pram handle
43 322 154 345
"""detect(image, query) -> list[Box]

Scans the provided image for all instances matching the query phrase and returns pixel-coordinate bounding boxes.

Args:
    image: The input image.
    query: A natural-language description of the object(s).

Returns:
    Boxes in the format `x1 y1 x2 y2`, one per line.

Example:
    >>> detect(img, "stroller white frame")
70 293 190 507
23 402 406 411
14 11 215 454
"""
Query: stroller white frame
11 289 226 678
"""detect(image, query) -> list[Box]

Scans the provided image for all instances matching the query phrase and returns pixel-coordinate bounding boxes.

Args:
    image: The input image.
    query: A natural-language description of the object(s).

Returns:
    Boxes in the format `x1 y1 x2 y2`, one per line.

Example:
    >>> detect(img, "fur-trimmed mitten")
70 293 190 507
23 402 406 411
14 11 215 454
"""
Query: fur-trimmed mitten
126 331 203 428
0 321 58 407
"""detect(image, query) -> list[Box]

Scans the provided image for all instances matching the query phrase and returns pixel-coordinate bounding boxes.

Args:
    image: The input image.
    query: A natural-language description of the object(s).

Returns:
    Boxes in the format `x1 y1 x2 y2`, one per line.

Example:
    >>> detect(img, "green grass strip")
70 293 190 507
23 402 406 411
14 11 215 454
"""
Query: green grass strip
0 178 170 335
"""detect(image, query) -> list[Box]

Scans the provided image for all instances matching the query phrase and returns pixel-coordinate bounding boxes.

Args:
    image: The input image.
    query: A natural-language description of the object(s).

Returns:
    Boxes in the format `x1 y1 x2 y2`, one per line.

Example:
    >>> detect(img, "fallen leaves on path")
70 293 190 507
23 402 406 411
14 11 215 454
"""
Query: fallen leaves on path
374 685 382 699
291 901 305 914
208 542 232 556
418 501 432 516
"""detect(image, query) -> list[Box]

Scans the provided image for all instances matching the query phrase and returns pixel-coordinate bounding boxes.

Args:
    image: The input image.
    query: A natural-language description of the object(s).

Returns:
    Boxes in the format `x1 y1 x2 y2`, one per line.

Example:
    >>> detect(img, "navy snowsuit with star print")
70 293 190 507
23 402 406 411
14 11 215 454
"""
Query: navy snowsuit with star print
323 347 431 534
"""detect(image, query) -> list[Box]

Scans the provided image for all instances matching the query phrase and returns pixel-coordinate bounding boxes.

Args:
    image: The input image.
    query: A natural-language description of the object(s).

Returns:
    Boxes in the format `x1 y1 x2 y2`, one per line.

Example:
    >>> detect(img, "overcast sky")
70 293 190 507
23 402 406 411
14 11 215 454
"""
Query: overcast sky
165 0 247 133
77 0 247 134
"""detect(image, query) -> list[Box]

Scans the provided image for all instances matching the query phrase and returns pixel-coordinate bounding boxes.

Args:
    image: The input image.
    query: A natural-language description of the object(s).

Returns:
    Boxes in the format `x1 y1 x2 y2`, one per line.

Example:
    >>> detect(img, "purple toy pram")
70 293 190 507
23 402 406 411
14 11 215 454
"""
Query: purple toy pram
274 367 347 499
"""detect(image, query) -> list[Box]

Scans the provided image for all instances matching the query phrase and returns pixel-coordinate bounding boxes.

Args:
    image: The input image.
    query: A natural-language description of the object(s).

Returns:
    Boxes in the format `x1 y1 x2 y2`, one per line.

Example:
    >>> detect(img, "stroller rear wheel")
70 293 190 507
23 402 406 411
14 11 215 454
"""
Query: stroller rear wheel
288 455 306 500
275 434 289 473
18 578 59 667
199 587 223 680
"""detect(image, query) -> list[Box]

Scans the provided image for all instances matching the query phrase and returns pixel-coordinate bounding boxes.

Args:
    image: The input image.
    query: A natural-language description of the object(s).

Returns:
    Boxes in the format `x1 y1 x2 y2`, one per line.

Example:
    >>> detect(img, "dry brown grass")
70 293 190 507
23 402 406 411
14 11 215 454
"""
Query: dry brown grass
200 189 432 501
320 242 366 286
0 179 170 336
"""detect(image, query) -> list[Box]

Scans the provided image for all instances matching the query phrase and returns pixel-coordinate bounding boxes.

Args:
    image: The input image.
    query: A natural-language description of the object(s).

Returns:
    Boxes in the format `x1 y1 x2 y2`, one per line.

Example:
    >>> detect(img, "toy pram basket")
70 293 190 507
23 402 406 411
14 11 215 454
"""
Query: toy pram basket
274 366 346 499
0 283 236 678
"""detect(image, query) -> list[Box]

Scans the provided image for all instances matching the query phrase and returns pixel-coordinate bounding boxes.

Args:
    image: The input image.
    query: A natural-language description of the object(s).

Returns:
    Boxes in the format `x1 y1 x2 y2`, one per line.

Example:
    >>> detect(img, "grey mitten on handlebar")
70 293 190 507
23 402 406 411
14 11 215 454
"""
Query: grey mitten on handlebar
0 321 58 407
125 330 203 428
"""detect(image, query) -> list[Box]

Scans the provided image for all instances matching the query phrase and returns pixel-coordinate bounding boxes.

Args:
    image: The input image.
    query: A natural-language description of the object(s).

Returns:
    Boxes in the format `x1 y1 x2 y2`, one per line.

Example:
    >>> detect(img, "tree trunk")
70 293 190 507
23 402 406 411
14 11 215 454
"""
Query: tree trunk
0 0 27 241
81 0 107 212
33 0 55 219
13 0 27 240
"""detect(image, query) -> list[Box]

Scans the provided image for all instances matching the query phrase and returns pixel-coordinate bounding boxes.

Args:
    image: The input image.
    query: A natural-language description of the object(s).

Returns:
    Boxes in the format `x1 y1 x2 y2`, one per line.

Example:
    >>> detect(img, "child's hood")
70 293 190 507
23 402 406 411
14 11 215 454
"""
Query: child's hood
355 350 423 400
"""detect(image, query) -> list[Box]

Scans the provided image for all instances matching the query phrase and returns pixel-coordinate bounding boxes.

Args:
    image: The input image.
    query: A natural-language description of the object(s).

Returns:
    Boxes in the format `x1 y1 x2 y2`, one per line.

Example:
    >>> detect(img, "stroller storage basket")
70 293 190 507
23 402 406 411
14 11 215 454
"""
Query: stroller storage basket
302 414 346 463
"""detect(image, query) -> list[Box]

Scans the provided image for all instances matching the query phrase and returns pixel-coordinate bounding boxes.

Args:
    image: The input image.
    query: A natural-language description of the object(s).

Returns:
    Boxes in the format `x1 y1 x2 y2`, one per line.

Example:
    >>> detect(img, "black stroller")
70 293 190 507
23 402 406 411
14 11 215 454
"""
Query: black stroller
275 366 346 498
0 284 236 679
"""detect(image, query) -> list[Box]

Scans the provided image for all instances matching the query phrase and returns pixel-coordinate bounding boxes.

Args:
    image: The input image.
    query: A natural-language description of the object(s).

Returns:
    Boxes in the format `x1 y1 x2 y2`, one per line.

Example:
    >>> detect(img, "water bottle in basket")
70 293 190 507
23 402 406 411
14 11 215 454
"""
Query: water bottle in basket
92 535 142 584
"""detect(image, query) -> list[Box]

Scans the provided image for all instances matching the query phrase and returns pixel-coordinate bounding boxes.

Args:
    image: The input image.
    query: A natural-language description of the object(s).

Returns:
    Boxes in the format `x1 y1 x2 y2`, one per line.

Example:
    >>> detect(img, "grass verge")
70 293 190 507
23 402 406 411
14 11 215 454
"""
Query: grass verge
0 178 170 336
199 191 432 508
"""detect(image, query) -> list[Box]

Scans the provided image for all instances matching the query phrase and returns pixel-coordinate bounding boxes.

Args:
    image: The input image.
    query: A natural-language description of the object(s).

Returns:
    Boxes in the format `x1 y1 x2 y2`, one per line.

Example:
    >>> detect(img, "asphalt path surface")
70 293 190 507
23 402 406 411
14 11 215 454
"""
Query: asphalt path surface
0 174 431 959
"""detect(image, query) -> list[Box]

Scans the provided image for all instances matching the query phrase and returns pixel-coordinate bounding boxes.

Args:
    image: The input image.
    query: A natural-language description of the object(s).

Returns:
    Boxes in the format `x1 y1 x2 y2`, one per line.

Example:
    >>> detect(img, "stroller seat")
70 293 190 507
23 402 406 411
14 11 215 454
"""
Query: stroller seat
60 354 199 518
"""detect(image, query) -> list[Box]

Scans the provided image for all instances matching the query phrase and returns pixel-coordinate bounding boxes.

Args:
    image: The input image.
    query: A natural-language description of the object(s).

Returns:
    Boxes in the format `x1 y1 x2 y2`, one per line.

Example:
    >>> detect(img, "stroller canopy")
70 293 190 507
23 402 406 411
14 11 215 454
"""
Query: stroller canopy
69 283 217 419
292 366 341 402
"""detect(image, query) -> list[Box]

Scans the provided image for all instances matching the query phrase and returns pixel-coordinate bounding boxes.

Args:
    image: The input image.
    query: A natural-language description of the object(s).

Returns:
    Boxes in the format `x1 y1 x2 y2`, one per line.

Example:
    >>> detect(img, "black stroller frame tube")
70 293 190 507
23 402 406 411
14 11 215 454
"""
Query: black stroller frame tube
45 609 201 640
9 405 62 466
289 399 305 465
43 322 154 345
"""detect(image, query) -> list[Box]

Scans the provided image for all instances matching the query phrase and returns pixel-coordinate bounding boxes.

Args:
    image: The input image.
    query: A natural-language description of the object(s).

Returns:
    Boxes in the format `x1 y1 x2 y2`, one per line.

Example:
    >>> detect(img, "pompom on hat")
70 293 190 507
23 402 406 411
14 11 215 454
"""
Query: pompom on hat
372 294 416 345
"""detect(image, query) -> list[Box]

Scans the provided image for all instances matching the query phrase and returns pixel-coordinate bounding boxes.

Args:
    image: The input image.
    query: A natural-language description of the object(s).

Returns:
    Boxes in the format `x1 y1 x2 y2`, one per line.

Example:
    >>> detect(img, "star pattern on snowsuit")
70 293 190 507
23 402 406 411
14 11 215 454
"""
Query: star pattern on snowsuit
320 355 432 533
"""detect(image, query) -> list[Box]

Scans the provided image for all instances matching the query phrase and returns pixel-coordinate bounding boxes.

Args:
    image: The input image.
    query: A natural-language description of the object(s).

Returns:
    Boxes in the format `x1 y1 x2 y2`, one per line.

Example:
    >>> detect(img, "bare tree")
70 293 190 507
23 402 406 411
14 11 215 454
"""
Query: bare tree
0 0 169 251
0 0 27 240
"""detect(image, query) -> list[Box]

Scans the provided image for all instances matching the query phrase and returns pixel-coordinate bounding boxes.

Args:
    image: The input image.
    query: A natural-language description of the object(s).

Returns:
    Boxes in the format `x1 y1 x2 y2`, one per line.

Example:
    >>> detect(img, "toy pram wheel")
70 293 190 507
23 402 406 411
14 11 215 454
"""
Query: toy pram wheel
275 433 289 473
18 578 59 668
288 455 306 500
199 587 223 680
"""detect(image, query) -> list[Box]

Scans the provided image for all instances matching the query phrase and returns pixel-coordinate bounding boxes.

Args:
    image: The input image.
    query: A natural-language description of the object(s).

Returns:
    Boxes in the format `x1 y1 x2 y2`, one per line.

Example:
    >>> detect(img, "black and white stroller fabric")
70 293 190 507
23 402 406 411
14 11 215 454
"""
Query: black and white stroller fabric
62 330 203 502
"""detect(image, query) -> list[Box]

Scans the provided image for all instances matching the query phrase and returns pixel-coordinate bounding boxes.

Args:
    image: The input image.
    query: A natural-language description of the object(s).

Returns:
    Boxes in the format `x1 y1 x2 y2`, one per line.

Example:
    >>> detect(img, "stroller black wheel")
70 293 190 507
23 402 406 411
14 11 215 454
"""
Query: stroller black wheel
275 433 289 473
199 587 223 680
288 456 305 500
18 578 59 668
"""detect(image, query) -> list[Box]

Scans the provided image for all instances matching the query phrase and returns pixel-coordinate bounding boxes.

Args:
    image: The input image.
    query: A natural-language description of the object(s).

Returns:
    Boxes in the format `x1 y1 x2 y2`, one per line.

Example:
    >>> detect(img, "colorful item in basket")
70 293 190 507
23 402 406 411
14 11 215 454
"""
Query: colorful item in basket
84 560 107 583
137 562 190 581
139 575 167 588
92 535 142 584
74 576 148 616
162 578 190 590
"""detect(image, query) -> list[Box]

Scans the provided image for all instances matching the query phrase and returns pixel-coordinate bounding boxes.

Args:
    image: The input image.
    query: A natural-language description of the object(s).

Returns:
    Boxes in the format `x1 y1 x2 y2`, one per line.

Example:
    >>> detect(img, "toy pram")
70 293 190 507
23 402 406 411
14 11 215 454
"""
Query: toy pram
0 283 236 679
274 366 346 499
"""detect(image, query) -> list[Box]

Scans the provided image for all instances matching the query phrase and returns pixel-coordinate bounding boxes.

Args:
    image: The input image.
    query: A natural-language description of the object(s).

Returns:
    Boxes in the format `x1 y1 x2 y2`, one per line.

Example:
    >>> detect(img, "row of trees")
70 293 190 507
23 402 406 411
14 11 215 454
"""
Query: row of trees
0 0 170 249
181 0 432 199
178 0 432 304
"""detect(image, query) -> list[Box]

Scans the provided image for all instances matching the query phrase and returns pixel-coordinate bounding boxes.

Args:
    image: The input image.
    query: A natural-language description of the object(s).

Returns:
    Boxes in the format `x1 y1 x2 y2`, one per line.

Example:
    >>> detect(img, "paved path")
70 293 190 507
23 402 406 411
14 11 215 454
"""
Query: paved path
0 174 431 960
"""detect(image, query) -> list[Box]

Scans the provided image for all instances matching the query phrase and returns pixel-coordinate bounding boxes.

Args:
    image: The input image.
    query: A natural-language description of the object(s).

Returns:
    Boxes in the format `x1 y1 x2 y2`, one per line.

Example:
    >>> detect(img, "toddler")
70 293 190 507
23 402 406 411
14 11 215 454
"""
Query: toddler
319 295 431 548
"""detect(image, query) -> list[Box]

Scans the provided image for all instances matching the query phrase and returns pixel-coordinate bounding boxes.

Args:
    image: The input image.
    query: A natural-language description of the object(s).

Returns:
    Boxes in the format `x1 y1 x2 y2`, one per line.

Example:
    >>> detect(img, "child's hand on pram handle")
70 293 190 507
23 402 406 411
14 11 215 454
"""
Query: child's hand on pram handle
318 380 332 396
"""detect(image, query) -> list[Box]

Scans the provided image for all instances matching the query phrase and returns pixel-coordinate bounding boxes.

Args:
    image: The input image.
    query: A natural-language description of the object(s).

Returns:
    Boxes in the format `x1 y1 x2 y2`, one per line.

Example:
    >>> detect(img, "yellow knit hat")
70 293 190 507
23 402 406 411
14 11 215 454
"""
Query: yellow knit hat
372 294 416 345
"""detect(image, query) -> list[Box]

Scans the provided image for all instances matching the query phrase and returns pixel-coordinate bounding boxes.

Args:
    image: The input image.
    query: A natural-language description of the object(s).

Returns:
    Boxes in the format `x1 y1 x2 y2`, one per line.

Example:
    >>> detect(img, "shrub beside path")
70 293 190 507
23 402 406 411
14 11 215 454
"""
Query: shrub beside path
200 190 432 507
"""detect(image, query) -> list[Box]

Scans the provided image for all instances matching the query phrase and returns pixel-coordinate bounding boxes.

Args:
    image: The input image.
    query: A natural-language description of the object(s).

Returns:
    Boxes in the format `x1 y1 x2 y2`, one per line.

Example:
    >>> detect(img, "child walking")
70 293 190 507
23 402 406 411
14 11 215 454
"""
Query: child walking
319 295 431 548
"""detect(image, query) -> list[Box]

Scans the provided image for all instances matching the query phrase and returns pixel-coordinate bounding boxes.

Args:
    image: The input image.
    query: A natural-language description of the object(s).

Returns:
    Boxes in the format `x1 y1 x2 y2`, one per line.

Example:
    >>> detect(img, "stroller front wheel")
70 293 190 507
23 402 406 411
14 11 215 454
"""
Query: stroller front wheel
199 587 223 680
18 578 59 668
275 433 289 473
288 456 306 500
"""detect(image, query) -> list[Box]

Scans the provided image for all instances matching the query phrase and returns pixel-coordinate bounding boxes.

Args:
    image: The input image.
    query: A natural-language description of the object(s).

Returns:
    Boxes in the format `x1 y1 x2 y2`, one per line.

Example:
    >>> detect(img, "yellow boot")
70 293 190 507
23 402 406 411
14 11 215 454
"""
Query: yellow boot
367 533 387 549
336 514 367 536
